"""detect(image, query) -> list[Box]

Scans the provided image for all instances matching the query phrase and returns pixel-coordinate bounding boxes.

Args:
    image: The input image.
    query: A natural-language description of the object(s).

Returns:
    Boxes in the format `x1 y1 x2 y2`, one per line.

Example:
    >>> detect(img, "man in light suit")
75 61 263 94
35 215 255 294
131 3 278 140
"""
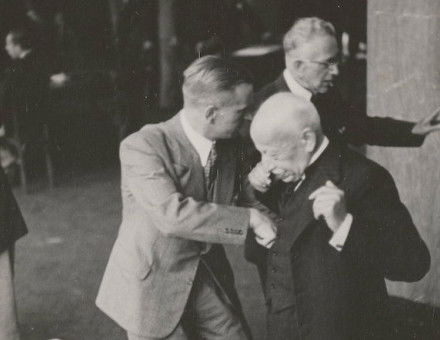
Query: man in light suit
96 56 277 340
246 93 430 339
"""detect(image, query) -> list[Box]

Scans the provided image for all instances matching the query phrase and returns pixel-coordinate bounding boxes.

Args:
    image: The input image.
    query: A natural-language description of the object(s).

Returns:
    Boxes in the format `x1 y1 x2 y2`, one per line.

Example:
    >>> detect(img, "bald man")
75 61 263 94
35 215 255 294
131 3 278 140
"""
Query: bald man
246 93 430 339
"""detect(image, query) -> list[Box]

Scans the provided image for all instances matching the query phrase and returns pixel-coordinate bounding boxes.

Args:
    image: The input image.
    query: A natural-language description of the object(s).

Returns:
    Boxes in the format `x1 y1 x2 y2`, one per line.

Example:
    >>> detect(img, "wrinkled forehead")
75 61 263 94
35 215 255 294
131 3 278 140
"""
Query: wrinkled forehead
252 126 296 150
255 140 299 161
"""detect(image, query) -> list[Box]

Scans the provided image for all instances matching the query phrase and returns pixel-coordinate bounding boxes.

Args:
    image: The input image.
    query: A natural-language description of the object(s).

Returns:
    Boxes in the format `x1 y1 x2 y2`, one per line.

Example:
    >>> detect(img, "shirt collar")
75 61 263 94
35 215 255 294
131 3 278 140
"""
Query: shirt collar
180 110 214 166
309 136 329 166
283 69 313 101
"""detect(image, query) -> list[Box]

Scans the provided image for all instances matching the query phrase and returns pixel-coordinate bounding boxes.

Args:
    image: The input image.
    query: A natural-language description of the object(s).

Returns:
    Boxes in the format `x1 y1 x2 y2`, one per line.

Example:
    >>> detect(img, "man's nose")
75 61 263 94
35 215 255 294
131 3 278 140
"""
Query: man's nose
329 63 339 76
261 155 275 170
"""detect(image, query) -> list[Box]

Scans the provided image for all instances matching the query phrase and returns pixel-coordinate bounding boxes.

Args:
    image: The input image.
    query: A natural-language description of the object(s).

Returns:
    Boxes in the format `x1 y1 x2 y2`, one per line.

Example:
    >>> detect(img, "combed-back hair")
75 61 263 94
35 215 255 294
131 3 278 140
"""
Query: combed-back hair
283 17 336 53
182 55 252 107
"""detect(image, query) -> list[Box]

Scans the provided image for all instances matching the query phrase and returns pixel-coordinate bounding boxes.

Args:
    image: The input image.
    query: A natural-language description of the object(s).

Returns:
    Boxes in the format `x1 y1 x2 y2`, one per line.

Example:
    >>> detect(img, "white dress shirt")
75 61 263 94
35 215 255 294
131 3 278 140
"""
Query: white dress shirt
283 69 313 101
180 111 214 167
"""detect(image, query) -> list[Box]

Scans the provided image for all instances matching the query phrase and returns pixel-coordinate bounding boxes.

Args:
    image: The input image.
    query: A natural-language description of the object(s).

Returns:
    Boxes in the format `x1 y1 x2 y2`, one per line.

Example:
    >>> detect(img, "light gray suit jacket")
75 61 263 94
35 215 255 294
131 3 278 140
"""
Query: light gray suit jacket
96 113 250 338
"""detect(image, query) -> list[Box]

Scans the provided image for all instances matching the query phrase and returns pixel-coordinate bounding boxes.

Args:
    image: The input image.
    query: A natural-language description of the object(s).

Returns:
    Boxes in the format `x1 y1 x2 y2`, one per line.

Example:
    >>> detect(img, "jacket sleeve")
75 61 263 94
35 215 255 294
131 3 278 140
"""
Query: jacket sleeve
341 166 430 282
347 114 425 147
239 176 281 269
120 133 250 245
334 89 425 147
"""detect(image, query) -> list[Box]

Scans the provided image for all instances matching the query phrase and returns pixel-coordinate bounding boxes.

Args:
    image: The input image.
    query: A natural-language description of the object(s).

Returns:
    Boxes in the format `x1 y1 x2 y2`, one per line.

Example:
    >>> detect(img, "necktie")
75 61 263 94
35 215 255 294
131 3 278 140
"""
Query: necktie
310 93 320 106
204 143 218 194
279 178 303 208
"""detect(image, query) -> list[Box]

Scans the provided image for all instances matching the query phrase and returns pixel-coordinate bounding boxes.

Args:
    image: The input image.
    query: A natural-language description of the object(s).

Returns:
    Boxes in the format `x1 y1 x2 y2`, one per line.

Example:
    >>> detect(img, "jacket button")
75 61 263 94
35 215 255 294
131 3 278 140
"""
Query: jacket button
272 251 278 256
271 267 277 273
270 283 275 289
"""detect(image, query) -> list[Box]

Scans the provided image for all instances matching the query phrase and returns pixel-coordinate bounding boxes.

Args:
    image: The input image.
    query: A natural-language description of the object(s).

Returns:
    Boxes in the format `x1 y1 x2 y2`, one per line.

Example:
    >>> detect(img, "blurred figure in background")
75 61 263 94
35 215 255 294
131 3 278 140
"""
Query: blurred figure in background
0 166 27 340
0 28 50 180
0 0 27 71
116 0 158 138
22 0 62 69
176 0 267 61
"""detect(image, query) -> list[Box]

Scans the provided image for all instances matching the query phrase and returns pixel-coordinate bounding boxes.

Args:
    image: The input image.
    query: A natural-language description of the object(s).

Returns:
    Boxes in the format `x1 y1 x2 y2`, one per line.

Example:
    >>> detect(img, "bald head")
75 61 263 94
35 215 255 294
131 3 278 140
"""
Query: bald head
250 92 322 147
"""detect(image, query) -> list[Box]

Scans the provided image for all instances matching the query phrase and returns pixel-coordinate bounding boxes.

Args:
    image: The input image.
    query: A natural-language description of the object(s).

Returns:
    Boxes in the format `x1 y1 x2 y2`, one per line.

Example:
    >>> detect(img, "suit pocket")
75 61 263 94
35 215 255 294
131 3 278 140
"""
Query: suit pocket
112 243 152 280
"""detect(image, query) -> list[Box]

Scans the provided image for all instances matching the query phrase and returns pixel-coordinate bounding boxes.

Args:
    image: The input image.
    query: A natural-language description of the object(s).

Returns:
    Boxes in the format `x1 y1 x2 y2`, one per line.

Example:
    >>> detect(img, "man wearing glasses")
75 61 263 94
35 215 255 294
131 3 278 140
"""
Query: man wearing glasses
252 16 440 146
245 16 440 282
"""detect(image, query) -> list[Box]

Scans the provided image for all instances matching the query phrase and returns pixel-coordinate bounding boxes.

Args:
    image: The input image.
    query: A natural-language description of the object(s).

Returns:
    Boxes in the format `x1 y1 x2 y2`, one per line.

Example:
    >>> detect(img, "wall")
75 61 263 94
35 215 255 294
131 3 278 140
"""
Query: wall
367 0 440 306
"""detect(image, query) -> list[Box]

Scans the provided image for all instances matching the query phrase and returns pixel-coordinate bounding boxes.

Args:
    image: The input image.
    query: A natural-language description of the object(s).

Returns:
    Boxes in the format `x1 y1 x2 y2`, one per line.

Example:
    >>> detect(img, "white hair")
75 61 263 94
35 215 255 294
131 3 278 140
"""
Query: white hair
283 17 336 54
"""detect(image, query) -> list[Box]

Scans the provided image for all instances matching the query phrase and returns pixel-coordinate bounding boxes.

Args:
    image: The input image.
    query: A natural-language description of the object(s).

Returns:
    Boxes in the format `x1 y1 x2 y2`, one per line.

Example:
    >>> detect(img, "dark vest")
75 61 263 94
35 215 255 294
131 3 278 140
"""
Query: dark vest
264 182 303 312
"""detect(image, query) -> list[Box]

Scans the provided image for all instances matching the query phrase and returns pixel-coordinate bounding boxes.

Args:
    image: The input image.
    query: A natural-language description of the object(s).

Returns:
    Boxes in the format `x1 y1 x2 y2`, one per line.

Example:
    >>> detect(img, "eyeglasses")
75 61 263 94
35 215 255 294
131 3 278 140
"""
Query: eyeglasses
302 58 340 69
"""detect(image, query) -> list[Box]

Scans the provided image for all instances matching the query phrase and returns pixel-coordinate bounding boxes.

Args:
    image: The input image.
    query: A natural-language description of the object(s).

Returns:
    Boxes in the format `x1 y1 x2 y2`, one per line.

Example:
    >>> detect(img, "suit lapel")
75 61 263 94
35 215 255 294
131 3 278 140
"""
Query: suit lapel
165 113 206 199
213 140 237 204
281 143 343 247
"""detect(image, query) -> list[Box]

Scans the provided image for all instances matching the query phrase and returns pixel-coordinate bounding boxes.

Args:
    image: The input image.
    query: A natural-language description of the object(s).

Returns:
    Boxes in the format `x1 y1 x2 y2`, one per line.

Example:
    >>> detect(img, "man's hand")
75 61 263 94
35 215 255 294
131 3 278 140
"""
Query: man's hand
249 209 277 248
412 106 440 135
248 162 272 192
309 181 347 232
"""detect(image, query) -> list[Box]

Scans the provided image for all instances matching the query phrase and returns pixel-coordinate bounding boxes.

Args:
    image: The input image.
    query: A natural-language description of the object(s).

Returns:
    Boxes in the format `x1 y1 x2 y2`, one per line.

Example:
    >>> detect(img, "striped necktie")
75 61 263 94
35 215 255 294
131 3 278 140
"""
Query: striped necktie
204 143 218 193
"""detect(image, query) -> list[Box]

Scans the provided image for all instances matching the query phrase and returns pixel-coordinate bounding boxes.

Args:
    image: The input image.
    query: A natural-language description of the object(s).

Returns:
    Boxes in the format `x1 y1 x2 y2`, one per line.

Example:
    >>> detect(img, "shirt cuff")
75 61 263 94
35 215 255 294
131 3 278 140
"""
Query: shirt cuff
328 213 353 251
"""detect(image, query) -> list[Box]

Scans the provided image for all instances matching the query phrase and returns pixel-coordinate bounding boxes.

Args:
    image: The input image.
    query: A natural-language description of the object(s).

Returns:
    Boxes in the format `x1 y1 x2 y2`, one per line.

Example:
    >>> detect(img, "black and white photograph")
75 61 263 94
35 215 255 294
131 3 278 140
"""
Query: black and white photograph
0 0 439 339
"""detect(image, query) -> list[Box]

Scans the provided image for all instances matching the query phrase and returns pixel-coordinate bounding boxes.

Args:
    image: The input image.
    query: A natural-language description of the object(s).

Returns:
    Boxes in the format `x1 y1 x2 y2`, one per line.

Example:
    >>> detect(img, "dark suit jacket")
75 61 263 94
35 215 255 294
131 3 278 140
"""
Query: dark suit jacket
0 167 27 253
253 74 425 147
0 51 49 142
248 142 430 339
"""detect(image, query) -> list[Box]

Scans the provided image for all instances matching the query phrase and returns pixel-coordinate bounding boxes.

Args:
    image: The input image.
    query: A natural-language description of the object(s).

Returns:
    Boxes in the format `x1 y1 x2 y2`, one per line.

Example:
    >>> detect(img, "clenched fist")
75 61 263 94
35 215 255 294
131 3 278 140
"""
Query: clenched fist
249 209 277 248
309 180 347 232
248 162 273 193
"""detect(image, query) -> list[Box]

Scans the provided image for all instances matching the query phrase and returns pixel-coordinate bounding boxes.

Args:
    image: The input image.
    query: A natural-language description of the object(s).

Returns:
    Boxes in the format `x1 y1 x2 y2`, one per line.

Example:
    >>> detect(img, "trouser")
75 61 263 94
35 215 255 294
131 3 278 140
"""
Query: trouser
128 263 248 340
0 247 20 340
267 306 300 340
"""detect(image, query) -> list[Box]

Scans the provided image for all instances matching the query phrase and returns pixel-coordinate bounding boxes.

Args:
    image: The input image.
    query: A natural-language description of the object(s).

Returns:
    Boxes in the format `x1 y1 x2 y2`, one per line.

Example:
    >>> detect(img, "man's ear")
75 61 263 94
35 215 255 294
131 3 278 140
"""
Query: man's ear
302 128 317 153
286 55 303 73
205 105 217 123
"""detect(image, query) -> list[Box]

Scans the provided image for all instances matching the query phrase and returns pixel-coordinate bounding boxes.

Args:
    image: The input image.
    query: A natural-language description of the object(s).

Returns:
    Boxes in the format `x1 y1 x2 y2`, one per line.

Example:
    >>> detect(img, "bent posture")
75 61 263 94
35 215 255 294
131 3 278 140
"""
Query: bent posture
96 56 276 340
247 93 430 339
